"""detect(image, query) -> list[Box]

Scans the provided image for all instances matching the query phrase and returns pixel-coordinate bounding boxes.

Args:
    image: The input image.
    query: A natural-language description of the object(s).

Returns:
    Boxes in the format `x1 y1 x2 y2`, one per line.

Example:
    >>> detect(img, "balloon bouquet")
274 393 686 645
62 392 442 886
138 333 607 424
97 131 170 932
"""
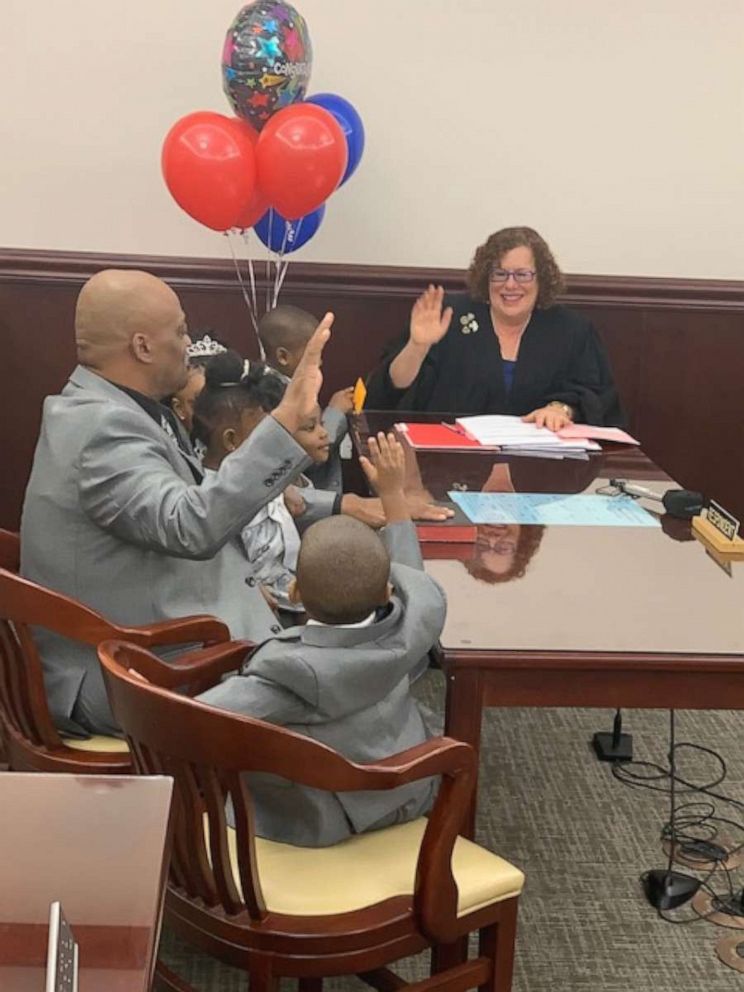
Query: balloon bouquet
161 1 364 346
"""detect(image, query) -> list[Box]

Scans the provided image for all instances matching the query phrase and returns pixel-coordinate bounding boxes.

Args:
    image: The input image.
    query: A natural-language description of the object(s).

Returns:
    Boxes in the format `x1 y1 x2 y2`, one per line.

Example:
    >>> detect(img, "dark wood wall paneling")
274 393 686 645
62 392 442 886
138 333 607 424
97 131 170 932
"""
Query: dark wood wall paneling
1 248 743 530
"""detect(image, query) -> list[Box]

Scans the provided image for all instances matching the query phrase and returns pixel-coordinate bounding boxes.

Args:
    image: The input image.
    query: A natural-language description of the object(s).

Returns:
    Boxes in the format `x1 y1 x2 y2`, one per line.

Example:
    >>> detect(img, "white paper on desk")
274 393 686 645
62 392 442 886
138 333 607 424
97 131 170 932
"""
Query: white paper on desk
456 415 599 452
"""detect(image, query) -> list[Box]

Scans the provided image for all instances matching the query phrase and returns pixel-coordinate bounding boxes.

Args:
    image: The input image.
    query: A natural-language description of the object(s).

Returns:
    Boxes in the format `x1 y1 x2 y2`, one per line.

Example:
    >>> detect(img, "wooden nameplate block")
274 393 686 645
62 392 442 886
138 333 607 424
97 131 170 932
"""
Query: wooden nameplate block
692 502 744 559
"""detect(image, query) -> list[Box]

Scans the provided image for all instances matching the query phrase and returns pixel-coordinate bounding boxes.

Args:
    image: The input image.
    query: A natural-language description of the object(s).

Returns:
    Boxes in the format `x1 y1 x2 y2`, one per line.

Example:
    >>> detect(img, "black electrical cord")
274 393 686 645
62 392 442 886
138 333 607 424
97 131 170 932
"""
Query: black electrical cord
607 710 744 927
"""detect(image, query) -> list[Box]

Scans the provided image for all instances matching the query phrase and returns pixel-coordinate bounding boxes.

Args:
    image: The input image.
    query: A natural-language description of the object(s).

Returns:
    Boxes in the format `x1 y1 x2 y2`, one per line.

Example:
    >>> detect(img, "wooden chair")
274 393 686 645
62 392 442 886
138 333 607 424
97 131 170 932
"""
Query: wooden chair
0 530 21 574
98 639 525 992
0 554 244 774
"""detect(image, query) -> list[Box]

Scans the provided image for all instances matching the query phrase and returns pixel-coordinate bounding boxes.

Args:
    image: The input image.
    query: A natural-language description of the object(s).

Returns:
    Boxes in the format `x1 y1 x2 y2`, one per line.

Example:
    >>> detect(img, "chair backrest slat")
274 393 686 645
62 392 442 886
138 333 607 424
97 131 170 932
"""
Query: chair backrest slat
225 770 266 918
197 764 244 915
0 622 30 738
0 619 60 748
171 760 220 907
0 531 20 573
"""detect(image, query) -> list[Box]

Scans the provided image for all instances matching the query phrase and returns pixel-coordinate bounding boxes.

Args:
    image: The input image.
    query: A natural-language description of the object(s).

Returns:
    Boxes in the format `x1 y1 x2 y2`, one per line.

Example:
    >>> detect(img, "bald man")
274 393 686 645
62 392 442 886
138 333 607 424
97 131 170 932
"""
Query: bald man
21 269 336 737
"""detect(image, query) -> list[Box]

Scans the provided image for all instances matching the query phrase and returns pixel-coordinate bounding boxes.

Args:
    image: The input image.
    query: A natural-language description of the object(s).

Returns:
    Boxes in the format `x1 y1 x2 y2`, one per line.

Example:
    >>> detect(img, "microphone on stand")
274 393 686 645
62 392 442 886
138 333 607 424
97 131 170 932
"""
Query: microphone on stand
609 480 706 519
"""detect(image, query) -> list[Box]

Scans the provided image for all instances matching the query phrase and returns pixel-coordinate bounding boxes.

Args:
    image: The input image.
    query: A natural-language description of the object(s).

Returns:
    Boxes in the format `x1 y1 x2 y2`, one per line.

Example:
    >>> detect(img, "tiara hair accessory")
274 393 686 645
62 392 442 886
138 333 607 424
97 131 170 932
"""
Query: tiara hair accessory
187 335 227 359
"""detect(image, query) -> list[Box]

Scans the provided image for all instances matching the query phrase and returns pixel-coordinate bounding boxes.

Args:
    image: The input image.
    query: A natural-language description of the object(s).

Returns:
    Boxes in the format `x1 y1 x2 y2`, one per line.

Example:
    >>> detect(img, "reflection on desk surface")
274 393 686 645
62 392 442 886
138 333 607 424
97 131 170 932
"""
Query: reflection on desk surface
0 775 172 992
427 522 744 655
355 410 672 500
358 412 742 656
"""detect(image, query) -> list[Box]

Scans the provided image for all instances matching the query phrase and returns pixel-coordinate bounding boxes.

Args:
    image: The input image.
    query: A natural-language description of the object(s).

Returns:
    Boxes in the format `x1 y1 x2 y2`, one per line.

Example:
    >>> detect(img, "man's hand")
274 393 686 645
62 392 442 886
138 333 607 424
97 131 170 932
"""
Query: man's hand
360 432 406 496
283 484 306 518
273 313 334 434
328 386 354 414
522 405 572 432
405 492 455 521
259 584 278 612
340 494 386 528
409 285 453 348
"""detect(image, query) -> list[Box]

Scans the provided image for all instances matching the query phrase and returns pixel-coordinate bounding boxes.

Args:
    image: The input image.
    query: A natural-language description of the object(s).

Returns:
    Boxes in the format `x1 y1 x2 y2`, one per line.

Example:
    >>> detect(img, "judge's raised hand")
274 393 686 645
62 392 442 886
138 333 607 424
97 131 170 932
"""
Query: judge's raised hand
273 313 334 434
522 405 572 432
409 285 453 349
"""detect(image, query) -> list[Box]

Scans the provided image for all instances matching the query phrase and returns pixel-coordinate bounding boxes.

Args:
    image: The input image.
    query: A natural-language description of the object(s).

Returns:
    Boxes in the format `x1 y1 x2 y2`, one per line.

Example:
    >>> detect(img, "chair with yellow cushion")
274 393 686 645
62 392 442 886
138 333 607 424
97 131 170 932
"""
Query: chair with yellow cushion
0 535 243 774
98 638 525 992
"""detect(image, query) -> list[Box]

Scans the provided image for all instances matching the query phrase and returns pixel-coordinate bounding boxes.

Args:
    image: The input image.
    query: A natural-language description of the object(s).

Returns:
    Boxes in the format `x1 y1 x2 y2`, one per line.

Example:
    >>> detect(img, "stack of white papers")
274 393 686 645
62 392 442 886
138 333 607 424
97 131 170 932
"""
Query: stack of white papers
455 415 601 459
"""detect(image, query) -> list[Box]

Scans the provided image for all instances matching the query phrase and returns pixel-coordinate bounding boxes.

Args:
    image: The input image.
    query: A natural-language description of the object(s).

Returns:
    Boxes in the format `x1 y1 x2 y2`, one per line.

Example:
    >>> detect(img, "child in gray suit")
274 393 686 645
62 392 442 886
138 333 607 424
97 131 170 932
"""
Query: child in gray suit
259 305 355 493
197 433 446 847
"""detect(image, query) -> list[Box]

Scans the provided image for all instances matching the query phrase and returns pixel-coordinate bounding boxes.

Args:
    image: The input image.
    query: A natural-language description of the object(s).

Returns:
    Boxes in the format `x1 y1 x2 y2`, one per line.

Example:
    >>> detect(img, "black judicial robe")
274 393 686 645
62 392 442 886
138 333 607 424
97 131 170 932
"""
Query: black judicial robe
365 295 625 426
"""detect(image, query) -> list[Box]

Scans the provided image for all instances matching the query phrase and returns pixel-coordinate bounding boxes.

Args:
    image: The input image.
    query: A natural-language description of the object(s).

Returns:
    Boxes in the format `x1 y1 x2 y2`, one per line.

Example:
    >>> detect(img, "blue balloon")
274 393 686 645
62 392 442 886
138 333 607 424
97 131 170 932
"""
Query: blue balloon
306 92 365 185
254 205 326 254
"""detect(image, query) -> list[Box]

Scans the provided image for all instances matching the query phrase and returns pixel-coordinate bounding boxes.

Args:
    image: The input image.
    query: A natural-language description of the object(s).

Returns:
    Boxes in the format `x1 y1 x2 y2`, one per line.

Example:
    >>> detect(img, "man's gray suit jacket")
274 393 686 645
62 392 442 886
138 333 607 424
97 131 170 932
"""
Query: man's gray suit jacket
20 365 334 735
197 521 447 847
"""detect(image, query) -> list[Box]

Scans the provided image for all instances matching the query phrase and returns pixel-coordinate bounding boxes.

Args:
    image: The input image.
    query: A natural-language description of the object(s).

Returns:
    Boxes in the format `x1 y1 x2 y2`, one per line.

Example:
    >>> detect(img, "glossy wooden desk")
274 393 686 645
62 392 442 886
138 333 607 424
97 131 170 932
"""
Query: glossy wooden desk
0 774 173 992
355 413 744 833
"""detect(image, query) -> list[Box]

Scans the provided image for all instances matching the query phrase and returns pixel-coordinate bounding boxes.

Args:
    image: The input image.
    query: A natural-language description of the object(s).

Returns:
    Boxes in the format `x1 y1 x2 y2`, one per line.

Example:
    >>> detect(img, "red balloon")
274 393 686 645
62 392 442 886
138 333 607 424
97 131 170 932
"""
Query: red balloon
234 186 271 229
228 118 271 229
162 111 257 231
256 104 348 220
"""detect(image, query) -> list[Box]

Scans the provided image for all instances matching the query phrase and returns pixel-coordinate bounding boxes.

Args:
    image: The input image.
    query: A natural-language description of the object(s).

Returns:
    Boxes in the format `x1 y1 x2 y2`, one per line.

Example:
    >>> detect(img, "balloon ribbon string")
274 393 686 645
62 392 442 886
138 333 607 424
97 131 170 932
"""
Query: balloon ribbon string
226 231 259 345
265 211 274 314
242 230 264 360
272 219 291 307
273 216 301 307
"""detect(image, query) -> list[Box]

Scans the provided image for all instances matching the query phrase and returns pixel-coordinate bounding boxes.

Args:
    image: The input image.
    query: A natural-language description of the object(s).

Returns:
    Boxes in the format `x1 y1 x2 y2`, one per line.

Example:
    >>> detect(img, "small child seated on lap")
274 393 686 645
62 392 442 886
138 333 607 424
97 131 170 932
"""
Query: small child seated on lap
197 432 446 847
259 304 355 493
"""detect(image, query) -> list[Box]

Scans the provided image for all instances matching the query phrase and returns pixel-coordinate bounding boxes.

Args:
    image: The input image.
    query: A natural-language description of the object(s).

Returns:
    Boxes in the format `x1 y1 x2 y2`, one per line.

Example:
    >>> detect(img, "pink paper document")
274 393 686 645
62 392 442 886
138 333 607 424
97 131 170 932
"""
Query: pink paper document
558 425 639 445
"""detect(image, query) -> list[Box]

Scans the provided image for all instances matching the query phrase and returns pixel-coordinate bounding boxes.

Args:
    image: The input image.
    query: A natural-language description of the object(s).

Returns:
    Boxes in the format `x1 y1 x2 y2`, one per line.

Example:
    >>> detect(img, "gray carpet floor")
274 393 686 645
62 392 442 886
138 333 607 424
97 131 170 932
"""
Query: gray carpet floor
159 670 744 990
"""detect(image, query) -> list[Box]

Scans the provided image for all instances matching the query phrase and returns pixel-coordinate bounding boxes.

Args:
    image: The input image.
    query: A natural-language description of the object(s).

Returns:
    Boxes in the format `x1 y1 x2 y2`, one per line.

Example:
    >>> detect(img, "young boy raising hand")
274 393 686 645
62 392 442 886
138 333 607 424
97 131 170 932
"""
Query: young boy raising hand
197 432 446 848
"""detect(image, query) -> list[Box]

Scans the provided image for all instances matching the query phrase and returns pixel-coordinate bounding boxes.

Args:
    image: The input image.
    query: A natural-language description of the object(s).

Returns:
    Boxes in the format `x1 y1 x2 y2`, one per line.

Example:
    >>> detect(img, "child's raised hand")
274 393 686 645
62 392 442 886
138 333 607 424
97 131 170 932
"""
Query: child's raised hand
360 432 406 496
328 386 355 414
273 313 333 433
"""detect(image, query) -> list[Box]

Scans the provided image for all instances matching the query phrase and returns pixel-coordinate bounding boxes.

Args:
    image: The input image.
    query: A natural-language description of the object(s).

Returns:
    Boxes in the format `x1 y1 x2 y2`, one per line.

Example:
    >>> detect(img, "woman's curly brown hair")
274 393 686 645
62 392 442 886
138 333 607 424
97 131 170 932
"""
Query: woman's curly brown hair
467 226 565 308
463 525 545 585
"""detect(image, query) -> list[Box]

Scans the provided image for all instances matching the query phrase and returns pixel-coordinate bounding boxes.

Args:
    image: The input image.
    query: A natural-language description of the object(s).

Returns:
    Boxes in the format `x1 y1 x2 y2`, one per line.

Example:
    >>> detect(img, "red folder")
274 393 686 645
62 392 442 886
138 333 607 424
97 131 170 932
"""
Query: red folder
397 422 486 451
417 523 478 543
422 541 477 561
416 504 477 544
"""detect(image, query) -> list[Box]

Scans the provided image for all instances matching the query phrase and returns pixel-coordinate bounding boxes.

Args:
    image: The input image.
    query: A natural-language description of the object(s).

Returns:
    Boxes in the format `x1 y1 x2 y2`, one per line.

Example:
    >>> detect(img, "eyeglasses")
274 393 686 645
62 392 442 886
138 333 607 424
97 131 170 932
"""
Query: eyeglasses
489 268 536 284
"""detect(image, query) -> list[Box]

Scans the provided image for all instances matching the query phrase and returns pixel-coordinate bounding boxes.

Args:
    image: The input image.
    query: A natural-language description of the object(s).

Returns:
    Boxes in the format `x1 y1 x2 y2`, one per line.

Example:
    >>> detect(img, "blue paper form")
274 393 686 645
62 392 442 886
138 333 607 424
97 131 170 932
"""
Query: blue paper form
448 492 660 527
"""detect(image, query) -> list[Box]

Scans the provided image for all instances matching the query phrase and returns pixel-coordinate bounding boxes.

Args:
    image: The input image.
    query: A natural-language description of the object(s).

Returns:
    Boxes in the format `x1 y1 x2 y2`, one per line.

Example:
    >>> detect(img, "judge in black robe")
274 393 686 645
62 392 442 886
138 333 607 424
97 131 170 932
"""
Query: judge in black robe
365 227 624 427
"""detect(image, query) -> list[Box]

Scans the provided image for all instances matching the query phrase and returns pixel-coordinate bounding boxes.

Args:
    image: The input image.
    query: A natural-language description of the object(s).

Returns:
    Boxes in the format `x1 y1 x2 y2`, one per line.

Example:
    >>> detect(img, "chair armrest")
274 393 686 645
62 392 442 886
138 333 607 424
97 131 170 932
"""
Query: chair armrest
123 641 253 690
122 615 231 648
369 736 474 782
355 737 479 945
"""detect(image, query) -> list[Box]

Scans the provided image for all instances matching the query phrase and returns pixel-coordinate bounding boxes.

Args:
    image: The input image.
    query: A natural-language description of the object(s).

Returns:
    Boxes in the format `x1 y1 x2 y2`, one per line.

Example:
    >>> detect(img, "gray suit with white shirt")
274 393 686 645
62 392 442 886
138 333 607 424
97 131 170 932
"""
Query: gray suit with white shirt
197 520 446 847
20 365 335 736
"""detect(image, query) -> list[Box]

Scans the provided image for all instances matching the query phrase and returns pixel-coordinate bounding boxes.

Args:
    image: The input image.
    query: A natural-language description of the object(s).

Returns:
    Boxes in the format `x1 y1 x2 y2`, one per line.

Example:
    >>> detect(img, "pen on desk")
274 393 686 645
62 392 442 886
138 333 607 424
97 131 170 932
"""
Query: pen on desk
440 421 463 435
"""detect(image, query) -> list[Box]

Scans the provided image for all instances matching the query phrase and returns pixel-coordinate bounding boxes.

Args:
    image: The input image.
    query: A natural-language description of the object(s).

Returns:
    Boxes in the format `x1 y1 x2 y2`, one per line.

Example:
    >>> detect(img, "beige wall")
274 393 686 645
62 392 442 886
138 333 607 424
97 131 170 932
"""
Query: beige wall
2 1 742 277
